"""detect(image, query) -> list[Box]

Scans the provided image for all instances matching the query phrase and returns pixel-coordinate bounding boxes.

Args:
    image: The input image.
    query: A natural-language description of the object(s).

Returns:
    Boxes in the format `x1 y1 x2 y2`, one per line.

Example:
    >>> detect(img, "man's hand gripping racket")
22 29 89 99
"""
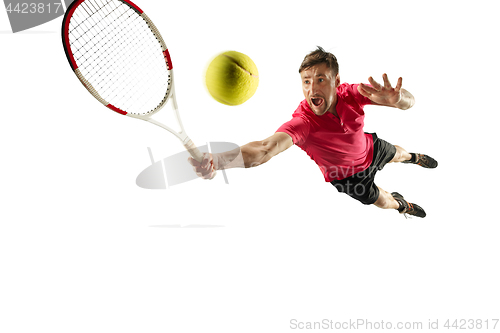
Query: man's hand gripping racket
62 0 215 177
188 153 218 180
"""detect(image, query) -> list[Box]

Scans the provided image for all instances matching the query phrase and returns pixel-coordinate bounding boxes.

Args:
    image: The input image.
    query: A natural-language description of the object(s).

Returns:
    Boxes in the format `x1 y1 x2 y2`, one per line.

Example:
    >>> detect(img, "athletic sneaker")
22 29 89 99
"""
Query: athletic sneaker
391 192 426 218
402 153 438 168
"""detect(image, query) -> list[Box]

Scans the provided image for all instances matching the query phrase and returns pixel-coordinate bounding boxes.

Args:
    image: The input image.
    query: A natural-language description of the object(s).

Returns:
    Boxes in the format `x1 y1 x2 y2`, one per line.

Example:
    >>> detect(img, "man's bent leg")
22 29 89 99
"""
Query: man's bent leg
373 186 427 218
390 145 438 168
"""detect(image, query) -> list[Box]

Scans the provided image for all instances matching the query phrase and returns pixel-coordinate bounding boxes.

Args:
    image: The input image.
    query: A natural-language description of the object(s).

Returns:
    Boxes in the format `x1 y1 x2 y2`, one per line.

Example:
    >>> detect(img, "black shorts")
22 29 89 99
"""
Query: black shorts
330 133 397 205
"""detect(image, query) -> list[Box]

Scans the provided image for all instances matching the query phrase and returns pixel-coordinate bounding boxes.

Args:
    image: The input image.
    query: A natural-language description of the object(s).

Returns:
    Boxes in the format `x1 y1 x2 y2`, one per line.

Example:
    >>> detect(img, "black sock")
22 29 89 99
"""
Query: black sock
409 153 417 163
396 200 405 212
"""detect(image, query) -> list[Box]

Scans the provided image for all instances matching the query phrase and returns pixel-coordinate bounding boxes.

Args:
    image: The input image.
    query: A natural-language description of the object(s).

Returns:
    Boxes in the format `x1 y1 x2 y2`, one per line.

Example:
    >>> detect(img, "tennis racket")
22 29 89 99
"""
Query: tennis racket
61 0 204 163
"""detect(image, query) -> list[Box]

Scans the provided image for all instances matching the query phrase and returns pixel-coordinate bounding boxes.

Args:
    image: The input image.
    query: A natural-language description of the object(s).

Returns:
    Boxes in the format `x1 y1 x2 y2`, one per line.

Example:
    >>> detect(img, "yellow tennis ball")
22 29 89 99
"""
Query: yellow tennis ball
205 51 259 106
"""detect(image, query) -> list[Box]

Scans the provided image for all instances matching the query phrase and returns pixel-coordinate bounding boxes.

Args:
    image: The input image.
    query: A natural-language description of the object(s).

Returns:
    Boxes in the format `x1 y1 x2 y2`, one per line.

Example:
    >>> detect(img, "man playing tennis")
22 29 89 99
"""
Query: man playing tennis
189 47 437 218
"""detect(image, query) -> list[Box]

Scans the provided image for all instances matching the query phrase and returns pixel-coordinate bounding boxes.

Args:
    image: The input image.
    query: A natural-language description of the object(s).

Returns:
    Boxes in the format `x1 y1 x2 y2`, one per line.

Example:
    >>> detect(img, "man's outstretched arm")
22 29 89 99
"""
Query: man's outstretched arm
188 132 293 179
358 73 415 110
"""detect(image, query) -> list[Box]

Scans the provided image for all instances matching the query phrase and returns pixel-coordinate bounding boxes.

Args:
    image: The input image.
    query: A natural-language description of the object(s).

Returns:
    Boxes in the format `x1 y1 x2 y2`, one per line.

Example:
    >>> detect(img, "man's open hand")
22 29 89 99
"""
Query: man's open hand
358 74 403 107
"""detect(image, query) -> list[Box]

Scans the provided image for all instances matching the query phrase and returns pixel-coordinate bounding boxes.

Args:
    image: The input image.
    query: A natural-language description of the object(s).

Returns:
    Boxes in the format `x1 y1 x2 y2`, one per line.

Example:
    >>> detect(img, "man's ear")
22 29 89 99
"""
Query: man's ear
335 73 340 87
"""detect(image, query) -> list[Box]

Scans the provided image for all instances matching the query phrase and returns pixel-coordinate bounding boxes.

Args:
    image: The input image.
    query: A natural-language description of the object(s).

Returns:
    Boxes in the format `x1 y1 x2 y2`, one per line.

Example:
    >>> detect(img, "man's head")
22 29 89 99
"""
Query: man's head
299 47 340 116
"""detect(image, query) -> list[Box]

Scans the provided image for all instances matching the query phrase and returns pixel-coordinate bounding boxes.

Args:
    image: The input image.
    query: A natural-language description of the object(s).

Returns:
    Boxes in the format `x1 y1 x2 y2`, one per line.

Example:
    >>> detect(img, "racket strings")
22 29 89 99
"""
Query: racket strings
71 1 122 67
81 2 151 90
72 0 165 98
79 8 151 104
71 1 152 77
67 0 171 115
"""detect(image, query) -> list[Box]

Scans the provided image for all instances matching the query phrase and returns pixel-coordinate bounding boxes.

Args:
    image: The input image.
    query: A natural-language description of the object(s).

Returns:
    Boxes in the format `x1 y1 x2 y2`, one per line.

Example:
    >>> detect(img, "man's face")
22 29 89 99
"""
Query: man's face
301 63 340 116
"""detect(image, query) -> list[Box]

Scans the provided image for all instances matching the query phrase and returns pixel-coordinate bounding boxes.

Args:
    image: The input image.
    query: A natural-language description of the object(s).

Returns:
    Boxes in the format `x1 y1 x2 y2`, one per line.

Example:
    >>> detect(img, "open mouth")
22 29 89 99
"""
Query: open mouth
311 97 324 107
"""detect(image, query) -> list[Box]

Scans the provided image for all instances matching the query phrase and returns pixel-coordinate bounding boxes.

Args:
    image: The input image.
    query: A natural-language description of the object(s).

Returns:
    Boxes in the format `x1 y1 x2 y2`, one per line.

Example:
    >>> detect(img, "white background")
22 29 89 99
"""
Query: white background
1 1 499 332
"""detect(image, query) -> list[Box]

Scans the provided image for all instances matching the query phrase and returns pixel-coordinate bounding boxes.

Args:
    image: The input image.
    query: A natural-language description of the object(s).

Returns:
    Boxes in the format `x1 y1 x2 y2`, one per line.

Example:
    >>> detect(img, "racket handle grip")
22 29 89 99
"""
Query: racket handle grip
183 139 204 163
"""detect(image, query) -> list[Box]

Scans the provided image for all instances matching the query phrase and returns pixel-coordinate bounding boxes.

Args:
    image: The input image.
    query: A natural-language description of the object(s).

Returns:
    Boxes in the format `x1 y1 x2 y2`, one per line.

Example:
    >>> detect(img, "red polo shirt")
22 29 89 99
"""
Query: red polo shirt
276 83 374 181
